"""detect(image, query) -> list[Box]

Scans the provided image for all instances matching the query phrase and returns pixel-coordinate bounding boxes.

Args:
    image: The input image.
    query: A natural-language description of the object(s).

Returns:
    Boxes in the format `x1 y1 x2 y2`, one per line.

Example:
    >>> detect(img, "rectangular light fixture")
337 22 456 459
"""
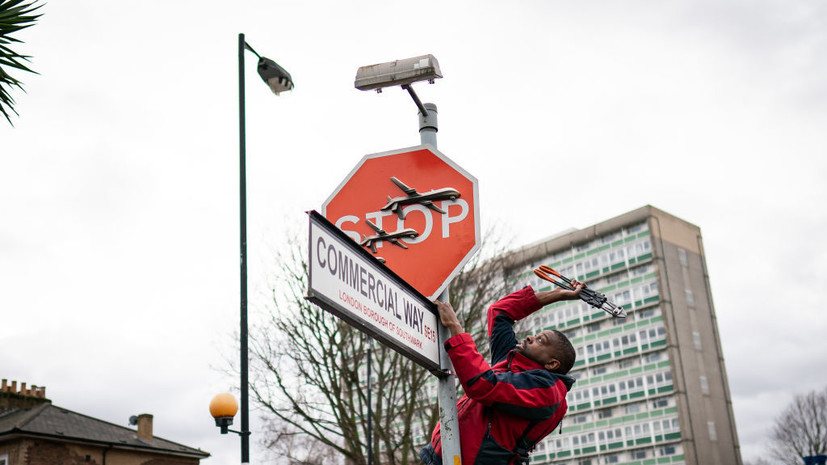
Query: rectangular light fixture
355 54 442 91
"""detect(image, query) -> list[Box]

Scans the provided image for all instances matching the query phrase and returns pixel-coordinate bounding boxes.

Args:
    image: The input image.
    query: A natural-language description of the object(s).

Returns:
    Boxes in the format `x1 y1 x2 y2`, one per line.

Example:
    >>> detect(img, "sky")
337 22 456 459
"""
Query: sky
1 1 826 464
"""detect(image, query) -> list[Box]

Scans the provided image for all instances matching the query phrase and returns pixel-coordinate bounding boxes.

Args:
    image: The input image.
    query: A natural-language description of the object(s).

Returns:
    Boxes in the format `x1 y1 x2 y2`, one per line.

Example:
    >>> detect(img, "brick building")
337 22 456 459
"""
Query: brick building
0 379 209 465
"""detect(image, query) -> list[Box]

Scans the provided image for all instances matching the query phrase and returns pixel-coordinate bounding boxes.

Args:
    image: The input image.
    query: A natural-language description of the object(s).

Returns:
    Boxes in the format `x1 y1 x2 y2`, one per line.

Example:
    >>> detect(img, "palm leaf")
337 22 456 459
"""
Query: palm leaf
0 0 42 125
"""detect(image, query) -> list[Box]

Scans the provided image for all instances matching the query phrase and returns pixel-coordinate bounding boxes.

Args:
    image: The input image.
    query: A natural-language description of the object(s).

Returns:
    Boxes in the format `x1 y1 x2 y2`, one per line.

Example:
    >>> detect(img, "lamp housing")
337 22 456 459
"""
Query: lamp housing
354 54 442 91
215 416 234 434
257 57 294 95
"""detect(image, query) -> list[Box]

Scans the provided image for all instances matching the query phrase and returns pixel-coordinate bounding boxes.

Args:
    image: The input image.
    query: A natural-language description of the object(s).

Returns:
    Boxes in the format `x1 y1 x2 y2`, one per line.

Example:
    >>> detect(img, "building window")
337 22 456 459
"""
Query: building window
573 413 589 424
631 450 647 459
602 232 621 244
708 421 718 441
607 269 625 282
645 352 661 363
627 223 644 234
700 376 709 395
638 307 657 318
693 331 702 350
0 454 7 465
661 446 677 456
618 358 636 369
685 289 695 307
678 247 688 266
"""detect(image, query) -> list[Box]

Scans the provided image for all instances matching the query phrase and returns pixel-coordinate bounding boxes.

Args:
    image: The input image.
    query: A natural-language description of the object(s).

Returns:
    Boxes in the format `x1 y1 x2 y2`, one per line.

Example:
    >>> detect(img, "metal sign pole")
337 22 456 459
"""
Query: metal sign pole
419 104 462 465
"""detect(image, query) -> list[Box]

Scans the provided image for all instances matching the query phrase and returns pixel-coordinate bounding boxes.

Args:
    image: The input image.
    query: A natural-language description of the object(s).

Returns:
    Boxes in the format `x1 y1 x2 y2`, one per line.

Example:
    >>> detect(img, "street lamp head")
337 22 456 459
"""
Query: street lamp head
210 393 239 434
354 54 442 92
257 57 294 95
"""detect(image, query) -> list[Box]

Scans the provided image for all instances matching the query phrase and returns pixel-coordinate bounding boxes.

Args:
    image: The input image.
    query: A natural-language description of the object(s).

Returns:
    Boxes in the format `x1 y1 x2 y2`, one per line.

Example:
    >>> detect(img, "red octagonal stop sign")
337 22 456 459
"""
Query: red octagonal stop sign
322 145 479 299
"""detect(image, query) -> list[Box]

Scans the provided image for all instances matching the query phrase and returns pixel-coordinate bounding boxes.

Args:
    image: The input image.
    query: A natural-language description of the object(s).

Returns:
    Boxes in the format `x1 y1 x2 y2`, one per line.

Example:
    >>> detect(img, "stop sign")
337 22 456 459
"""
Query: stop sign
322 145 479 299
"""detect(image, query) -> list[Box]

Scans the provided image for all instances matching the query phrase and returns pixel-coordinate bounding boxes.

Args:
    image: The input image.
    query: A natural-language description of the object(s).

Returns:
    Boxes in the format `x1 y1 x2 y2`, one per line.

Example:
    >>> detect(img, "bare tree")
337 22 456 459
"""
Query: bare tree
248 228 516 464
743 458 776 465
768 387 827 465
264 425 343 465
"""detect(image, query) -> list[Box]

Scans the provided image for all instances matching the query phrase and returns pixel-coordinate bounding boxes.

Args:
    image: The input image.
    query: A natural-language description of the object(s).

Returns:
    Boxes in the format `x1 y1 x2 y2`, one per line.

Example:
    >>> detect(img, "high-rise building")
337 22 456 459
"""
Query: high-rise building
497 205 742 465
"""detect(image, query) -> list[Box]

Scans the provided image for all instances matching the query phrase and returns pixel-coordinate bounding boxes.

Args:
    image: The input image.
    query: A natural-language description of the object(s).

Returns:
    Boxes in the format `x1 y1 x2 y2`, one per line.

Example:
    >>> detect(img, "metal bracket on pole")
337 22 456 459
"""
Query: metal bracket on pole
421 105 462 465
403 84 430 119
418 103 438 145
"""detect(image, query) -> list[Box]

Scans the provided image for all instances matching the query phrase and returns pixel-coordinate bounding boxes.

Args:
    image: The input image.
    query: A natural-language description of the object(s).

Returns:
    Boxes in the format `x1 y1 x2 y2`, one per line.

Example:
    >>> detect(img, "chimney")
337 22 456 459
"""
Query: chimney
0 379 50 412
136 414 153 442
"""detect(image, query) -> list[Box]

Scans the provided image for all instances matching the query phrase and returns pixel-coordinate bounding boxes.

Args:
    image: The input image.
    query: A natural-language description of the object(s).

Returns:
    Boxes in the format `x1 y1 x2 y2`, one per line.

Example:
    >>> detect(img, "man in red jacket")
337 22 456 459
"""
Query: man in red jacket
419 282 583 465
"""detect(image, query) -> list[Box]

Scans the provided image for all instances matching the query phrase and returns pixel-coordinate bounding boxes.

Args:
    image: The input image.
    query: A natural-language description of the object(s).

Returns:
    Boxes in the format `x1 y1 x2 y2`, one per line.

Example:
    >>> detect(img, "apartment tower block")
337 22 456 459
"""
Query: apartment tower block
495 205 742 465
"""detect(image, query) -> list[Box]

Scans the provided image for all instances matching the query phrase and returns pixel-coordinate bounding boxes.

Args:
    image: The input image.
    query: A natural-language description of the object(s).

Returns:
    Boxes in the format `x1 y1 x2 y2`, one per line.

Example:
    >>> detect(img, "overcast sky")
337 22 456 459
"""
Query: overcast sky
2 1 825 464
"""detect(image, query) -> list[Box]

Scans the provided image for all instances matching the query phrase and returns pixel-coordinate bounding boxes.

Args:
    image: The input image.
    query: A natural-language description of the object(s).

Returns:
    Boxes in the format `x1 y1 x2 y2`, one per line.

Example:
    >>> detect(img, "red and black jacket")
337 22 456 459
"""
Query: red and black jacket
423 286 575 465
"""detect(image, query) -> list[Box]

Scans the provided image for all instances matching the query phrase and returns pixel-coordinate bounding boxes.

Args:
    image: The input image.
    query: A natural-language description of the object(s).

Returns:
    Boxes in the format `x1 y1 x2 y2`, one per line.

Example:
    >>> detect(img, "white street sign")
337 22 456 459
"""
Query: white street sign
307 211 441 372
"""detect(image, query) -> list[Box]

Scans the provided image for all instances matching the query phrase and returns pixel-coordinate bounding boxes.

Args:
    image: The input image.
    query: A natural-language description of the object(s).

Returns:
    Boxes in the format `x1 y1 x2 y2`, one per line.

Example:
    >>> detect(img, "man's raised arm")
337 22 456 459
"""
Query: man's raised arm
434 300 571 411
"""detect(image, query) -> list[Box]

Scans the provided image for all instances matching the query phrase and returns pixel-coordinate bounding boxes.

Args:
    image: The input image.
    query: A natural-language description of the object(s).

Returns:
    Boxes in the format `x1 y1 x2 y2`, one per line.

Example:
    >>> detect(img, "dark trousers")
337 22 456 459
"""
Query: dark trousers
419 444 443 465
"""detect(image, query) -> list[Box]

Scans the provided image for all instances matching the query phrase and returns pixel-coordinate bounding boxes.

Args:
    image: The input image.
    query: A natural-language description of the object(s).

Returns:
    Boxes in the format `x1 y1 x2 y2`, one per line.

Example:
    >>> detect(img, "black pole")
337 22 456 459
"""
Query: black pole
367 338 372 465
238 32 250 464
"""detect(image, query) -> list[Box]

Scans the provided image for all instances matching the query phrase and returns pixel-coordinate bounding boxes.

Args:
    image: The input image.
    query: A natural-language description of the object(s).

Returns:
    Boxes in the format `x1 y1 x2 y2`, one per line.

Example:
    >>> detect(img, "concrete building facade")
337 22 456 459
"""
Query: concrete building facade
497 205 741 465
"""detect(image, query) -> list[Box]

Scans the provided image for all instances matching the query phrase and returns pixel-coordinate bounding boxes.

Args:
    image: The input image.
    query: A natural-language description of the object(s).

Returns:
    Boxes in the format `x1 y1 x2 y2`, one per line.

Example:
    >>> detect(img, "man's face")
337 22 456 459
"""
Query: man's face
516 330 561 372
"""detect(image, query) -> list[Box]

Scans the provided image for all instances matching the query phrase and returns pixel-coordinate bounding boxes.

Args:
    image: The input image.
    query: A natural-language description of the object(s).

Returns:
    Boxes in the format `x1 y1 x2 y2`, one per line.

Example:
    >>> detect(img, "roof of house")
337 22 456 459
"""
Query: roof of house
0 403 209 459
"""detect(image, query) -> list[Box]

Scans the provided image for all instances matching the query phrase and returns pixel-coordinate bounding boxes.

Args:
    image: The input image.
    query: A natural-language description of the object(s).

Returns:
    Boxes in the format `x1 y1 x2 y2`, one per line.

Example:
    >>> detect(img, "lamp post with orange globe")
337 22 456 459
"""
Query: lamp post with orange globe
215 32 293 464
210 393 240 435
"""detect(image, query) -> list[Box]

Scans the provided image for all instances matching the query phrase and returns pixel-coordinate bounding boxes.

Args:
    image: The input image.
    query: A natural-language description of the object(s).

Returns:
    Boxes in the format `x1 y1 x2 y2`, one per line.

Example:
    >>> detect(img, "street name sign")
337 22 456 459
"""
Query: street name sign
307 211 441 373
322 145 479 299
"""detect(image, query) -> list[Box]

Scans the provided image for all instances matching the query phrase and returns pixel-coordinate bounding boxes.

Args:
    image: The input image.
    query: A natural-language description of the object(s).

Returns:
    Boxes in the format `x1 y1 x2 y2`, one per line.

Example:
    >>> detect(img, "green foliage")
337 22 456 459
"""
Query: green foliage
0 0 42 125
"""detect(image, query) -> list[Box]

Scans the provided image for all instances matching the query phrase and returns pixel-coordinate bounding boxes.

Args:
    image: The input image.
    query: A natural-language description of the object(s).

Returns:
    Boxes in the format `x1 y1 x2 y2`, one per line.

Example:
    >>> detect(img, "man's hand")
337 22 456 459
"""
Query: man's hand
435 300 464 337
535 279 586 306
561 279 585 300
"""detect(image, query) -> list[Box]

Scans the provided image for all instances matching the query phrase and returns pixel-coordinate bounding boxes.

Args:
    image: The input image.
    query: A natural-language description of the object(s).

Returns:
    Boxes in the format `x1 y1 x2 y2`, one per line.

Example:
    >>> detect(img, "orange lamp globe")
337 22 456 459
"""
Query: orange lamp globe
209 393 239 419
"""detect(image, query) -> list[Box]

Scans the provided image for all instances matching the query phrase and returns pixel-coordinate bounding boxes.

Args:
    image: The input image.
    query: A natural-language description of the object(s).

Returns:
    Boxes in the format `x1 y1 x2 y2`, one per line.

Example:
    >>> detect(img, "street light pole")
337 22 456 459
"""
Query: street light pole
235 32 294 464
238 32 252 465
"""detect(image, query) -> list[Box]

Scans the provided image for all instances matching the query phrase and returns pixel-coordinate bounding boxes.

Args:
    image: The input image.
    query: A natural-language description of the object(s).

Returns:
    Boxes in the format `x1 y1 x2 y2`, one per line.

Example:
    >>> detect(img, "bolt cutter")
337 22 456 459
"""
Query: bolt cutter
533 265 627 318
